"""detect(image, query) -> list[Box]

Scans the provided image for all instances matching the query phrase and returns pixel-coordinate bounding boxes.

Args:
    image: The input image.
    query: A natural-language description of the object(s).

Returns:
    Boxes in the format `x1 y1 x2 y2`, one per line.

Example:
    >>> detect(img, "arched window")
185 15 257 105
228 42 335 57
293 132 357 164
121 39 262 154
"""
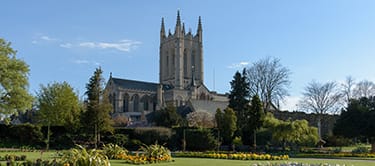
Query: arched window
132 94 139 112
166 54 169 76
112 93 116 111
191 50 195 68
141 95 149 111
123 93 129 112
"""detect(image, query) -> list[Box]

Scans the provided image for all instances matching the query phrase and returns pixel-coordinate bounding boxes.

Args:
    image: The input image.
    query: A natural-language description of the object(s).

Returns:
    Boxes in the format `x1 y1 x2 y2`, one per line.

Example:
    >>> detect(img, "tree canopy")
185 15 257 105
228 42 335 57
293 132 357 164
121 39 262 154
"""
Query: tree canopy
215 107 237 145
334 97 375 152
0 38 33 115
264 113 319 149
36 81 81 128
246 57 291 112
35 81 81 150
152 105 184 128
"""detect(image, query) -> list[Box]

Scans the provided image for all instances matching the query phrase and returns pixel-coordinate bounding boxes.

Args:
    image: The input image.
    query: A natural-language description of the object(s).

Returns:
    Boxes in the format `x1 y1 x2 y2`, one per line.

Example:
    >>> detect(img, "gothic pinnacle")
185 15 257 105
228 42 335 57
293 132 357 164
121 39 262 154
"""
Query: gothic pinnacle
176 10 181 26
160 17 166 37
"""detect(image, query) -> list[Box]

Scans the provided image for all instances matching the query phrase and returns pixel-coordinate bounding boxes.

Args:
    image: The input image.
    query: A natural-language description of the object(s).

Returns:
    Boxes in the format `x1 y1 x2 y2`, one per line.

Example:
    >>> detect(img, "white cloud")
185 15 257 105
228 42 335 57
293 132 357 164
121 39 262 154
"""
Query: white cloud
73 59 100 66
77 40 141 52
40 35 57 41
32 34 58 44
60 43 73 48
279 96 301 111
79 42 96 48
227 61 249 69
73 60 90 64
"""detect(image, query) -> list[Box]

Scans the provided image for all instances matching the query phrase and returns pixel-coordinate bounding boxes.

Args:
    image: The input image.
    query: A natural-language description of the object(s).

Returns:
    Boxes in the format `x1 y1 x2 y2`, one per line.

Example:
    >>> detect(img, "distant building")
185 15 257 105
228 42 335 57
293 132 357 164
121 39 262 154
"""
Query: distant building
105 11 228 125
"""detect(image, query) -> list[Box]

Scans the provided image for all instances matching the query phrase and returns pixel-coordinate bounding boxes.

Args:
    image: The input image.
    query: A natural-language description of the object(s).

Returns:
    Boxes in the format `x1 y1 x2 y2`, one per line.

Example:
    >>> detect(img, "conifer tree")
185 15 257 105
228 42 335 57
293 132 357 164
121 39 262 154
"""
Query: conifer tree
82 67 113 148
228 68 249 134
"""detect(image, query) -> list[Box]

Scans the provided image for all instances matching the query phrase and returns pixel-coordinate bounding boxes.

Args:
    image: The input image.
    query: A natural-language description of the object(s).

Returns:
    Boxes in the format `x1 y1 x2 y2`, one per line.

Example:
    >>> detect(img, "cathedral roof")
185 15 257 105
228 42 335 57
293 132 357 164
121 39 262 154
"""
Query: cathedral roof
111 77 158 92
189 100 228 113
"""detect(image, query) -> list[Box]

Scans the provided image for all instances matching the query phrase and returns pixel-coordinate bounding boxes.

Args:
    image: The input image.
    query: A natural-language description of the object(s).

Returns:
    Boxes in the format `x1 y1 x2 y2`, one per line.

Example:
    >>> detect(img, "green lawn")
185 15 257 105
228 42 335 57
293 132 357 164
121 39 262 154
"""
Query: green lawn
111 158 375 166
1 151 375 166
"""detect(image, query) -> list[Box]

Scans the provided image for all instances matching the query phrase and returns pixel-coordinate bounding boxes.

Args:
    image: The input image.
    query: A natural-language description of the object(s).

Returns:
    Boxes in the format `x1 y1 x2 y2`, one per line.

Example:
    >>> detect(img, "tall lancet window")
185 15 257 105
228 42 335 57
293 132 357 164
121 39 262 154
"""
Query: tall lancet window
123 93 129 112
191 50 196 71
132 94 139 112
112 93 116 111
172 53 175 75
166 55 169 77
183 49 187 77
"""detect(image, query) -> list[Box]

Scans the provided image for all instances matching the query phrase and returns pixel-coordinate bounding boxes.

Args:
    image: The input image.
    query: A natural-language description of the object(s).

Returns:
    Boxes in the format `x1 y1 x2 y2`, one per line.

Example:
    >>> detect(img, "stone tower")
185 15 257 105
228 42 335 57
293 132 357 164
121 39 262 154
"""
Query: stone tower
159 11 203 89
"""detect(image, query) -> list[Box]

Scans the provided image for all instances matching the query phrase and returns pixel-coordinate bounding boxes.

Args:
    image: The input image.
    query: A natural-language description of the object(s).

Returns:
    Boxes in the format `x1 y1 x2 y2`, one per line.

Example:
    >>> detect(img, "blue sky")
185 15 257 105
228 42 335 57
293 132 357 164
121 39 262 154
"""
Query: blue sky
1 0 375 111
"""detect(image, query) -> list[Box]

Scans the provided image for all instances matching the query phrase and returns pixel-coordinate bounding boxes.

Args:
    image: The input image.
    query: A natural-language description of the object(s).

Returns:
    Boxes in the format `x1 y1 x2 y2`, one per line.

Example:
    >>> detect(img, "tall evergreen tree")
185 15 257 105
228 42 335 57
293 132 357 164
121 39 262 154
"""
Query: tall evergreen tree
82 67 113 148
245 95 264 148
228 69 249 135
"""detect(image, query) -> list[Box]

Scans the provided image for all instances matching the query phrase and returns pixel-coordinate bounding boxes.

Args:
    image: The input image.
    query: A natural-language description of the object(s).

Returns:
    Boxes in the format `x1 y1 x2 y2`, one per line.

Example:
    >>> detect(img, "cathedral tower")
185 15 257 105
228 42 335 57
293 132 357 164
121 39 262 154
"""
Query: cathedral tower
159 11 204 89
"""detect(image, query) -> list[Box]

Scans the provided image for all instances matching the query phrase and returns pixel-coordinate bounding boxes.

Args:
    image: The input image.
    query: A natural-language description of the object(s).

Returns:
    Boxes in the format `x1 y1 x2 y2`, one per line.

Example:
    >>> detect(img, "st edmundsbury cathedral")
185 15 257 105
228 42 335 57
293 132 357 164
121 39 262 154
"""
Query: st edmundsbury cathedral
105 11 228 125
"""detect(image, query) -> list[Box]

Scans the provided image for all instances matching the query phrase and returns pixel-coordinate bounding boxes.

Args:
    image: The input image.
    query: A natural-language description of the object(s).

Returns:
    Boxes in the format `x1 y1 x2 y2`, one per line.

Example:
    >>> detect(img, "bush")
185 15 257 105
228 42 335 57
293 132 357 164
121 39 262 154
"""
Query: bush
352 146 369 153
185 128 218 151
139 143 172 161
60 145 110 166
116 143 172 164
8 123 44 147
102 143 128 159
324 135 353 147
133 127 172 145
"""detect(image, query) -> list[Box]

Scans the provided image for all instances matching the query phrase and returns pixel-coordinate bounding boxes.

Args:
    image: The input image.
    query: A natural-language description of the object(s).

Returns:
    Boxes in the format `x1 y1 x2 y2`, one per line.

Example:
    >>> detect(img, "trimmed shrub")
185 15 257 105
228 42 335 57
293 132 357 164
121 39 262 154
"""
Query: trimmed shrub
185 128 218 151
133 127 172 145
9 123 44 146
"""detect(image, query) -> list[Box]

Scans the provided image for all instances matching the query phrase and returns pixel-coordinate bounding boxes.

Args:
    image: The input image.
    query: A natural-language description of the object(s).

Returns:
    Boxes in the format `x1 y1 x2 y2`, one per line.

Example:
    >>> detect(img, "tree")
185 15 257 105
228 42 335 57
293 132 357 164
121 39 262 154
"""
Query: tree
152 105 183 128
244 95 264 148
246 57 291 112
186 111 215 128
299 81 342 139
264 113 319 150
341 76 355 106
334 97 375 152
215 108 237 145
81 67 113 148
353 80 375 99
0 38 33 115
35 82 81 150
228 69 249 134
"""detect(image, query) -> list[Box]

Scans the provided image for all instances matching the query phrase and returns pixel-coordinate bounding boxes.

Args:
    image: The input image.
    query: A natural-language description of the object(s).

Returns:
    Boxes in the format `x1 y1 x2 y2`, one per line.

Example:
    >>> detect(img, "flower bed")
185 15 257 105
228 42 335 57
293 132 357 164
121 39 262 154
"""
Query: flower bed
113 144 173 165
0 154 27 161
173 152 289 160
295 152 375 158
116 153 173 165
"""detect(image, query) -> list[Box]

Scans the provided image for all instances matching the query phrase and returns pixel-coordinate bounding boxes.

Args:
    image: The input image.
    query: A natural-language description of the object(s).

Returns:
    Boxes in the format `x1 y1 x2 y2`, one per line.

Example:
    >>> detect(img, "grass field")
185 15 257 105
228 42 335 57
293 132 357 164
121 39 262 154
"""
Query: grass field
1 151 375 166
110 158 375 166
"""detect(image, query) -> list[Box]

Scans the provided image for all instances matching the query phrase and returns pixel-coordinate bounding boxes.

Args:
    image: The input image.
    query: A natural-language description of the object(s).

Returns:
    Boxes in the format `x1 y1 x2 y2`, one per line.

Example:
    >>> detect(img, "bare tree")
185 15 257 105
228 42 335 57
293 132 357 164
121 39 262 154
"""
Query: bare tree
341 76 356 106
246 57 291 112
353 80 375 99
299 81 342 138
